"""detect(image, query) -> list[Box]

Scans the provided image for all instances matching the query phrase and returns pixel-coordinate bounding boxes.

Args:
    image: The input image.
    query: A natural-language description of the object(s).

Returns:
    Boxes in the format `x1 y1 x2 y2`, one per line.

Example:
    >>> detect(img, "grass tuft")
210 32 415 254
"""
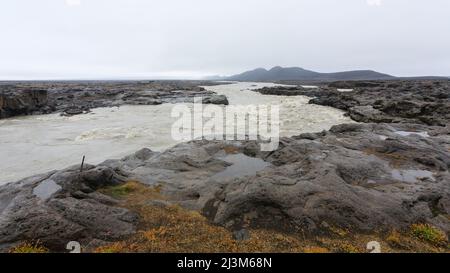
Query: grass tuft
9 241 48 253
410 224 447 246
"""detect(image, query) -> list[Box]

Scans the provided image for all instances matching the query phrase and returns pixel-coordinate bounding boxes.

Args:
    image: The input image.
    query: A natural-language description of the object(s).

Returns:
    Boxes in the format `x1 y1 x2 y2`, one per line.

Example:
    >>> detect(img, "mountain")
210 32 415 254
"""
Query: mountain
225 66 395 82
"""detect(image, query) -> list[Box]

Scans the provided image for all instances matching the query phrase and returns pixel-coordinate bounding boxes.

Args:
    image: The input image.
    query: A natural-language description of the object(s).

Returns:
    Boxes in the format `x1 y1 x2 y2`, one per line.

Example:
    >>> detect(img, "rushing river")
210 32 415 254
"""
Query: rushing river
0 82 352 185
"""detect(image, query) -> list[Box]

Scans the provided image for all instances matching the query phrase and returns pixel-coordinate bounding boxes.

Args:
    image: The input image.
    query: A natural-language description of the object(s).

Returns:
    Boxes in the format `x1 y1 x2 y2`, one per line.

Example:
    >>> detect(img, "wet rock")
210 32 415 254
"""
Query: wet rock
233 229 251 241
0 165 137 252
203 95 229 105
63 106 86 116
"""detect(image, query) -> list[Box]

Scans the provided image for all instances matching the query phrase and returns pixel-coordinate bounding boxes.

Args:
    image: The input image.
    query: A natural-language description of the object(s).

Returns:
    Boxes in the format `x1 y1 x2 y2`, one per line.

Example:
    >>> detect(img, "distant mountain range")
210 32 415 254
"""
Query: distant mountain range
211 66 395 82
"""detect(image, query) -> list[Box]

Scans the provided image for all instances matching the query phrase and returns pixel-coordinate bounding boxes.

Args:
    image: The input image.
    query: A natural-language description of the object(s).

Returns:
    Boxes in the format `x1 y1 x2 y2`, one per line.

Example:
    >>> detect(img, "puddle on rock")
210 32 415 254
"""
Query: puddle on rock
394 131 429 138
391 169 435 183
337 89 354 92
33 179 62 200
212 154 271 180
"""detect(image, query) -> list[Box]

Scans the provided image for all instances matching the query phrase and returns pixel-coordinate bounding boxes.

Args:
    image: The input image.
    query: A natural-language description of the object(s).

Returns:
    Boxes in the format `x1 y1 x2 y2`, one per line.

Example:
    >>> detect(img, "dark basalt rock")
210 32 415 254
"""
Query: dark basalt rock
0 165 138 252
254 80 450 126
0 81 229 119
0 89 48 118
202 95 229 105
98 123 450 237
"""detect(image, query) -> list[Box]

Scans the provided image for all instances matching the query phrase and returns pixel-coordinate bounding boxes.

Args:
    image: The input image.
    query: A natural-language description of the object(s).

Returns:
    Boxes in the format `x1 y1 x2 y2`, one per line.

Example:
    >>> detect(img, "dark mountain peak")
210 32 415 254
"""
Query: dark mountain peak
226 66 395 82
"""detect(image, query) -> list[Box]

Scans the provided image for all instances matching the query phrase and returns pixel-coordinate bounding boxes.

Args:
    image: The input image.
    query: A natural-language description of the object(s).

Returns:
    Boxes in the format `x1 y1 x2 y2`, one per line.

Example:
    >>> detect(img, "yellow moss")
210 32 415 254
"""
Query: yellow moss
386 230 402 247
336 242 360 253
328 226 349 237
303 246 330 253
410 224 447 246
9 241 48 253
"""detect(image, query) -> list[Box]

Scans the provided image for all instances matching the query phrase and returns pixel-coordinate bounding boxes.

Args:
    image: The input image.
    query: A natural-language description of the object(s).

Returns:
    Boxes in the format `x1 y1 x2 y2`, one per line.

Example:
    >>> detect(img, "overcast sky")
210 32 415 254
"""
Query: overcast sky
0 0 449 80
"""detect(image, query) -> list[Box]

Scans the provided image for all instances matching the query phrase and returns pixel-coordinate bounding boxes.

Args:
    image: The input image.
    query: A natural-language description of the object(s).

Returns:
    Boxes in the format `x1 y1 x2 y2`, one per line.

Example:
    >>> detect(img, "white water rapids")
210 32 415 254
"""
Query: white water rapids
0 82 353 185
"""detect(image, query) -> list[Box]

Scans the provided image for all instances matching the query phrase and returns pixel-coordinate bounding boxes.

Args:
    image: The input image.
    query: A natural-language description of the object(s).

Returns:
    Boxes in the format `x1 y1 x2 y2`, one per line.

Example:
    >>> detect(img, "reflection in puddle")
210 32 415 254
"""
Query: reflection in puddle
391 169 435 183
394 131 429 138
212 154 271 180
33 179 62 200
337 89 354 92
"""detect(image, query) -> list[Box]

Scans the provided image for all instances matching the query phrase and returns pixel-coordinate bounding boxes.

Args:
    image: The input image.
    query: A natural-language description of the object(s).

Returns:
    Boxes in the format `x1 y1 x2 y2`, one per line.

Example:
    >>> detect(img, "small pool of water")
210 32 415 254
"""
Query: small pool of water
337 89 354 92
33 179 62 200
212 153 271 180
394 131 429 138
391 169 435 183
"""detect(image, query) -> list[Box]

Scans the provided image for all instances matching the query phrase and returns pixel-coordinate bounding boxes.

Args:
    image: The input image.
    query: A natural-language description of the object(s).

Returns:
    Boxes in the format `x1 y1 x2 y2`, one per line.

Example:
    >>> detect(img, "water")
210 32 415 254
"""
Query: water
212 153 272 180
391 169 435 183
394 131 430 138
0 82 352 185
33 179 62 201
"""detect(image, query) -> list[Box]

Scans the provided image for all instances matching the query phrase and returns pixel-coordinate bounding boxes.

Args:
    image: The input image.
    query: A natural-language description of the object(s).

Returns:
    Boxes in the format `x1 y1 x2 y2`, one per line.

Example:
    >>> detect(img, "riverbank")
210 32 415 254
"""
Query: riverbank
254 80 450 126
0 80 229 119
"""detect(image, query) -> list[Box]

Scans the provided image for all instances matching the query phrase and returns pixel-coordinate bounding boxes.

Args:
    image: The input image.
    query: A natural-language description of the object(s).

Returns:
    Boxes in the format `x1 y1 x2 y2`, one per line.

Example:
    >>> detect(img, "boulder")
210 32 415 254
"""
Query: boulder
202 95 229 105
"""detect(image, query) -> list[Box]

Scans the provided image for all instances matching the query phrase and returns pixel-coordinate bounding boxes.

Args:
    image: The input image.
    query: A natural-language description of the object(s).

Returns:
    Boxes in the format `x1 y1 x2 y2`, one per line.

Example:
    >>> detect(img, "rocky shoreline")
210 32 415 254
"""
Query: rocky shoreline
255 80 450 126
0 80 229 119
1 80 449 252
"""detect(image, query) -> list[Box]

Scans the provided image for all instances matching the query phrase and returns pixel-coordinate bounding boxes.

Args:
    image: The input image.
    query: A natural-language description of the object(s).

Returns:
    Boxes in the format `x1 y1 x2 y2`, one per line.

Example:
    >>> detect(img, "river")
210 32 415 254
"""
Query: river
0 82 352 185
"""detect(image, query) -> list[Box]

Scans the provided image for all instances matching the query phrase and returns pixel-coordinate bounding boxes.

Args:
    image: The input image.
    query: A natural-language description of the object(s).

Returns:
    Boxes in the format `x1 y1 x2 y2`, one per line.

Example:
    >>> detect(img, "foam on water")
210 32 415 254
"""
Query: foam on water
0 82 353 185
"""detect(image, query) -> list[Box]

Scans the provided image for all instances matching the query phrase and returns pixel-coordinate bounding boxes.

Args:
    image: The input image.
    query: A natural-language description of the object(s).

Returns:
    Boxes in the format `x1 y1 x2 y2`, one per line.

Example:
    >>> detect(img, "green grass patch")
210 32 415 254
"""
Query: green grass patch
410 224 447 246
103 182 141 198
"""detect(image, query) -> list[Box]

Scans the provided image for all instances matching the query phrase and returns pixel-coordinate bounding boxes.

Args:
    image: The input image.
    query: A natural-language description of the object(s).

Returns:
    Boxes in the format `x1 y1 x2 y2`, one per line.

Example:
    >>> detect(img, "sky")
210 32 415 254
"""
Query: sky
0 0 449 80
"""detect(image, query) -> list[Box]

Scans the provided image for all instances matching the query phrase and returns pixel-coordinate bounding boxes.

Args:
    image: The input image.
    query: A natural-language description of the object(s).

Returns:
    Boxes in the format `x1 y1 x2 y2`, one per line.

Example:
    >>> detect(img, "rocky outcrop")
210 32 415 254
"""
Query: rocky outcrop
0 81 229 118
0 164 138 251
101 122 450 236
0 89 49 119
254 80 450 126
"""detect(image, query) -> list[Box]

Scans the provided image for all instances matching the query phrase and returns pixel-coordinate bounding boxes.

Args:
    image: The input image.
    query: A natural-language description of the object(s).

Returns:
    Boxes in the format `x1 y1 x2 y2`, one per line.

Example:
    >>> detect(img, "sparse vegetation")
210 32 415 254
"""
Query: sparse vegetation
303 247 330 253
9 241 48 253
410 224 447 246
93 180 450 253
386 230 403 248
100 181 145 198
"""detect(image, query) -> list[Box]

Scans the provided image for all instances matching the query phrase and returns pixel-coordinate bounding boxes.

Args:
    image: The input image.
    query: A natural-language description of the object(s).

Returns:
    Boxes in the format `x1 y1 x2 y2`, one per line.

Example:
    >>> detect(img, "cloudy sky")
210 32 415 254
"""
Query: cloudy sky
0 0 449 80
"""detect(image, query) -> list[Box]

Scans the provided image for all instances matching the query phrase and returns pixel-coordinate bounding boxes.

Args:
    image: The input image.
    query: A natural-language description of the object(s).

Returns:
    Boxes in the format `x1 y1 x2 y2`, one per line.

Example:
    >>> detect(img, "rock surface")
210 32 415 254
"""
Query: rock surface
255 80 450 126
99 123 450 236
0 88 49 118
0 164 138 251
